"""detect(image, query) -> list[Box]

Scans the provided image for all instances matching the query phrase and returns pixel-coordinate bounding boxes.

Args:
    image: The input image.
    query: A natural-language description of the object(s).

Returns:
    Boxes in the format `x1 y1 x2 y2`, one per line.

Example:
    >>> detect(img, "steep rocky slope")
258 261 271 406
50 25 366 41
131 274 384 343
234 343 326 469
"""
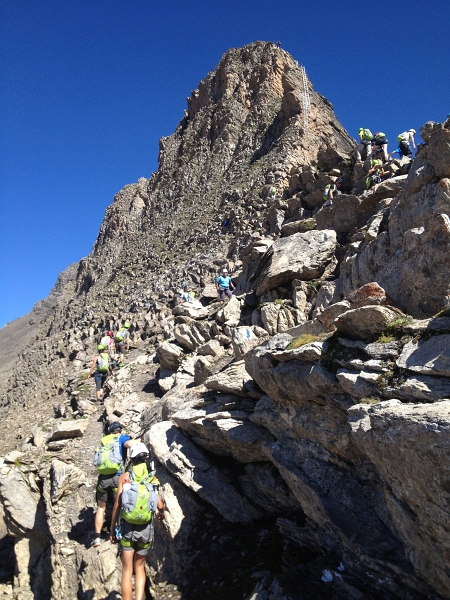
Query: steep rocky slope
1 41 450 600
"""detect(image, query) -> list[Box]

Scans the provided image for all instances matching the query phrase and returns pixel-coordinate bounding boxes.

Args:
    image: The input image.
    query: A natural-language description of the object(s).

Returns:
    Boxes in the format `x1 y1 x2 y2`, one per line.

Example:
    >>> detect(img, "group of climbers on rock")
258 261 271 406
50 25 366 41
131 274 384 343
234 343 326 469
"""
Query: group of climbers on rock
88 322 131 401
92 421 165 600
326 126 417 199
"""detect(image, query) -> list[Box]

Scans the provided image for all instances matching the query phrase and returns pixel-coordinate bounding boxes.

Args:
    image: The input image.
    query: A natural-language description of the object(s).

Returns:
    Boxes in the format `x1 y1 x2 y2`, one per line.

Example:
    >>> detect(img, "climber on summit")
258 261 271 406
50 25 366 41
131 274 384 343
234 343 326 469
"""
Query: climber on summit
115 322 131 367
355 128 373 162
92 422 140 549
396 129 416 158
110 443 165 600
371 132 389 161
323 177 342 207
88 344 112 402
216 268 235 303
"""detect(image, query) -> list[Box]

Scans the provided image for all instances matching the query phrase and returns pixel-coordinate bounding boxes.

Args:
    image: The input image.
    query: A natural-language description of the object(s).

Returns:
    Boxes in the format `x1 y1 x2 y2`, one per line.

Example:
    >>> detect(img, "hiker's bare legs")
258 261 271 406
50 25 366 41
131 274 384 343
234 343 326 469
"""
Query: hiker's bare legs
121 550 134 600
134 554 147 600
94 501 106 535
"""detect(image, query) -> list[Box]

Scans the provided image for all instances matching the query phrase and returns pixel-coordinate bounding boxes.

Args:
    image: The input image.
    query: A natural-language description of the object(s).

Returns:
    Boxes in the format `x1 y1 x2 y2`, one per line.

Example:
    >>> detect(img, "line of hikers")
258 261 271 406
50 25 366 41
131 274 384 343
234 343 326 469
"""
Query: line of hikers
93 421 165 600
323 127 417 205
88 322 131 401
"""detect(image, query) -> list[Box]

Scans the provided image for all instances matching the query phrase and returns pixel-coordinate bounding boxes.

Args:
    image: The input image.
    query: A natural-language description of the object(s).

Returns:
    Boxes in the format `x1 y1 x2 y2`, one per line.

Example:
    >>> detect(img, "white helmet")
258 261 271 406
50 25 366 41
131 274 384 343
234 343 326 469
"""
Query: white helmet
129 442 149 458
409 129 416 134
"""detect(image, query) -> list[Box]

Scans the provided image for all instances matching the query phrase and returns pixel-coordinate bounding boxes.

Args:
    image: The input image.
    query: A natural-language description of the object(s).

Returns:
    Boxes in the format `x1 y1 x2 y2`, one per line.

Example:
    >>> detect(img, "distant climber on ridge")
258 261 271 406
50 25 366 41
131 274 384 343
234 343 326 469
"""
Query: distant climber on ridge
115 322 131 367
216 268 235 303
323 177 343 207
181 286 195 303
355 128 373 162
110 442 165 600
88 344 112 402
92 422 140 549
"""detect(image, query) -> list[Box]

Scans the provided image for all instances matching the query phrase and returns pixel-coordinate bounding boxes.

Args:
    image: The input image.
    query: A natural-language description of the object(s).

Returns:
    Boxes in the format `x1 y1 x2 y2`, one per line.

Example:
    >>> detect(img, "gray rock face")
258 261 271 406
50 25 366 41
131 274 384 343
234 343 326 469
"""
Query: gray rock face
349 400 450 597
397 334 450 377
172 400 273 463
147 421 262 523
255 230 337 295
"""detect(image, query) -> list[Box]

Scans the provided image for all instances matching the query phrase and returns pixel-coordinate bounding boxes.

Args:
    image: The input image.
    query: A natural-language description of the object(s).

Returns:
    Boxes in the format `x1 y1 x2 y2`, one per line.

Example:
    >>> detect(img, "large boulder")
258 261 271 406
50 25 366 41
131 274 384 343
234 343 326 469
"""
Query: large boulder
231 326 270 360
157 341 184 371
334 306 402 341
255 230 337 295
47 419 89 442
172 301 208 319
0 468 38 535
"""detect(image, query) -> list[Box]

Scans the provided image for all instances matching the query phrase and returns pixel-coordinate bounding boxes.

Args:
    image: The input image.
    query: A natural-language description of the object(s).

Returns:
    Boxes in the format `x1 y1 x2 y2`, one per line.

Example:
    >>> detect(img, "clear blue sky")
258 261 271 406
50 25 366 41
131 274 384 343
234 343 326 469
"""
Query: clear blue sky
1 0 449 326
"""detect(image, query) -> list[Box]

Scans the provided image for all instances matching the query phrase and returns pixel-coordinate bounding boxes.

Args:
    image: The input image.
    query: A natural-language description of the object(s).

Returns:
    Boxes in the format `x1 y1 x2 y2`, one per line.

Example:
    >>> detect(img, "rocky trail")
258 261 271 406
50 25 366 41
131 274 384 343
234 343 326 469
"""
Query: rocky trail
1 41 450 599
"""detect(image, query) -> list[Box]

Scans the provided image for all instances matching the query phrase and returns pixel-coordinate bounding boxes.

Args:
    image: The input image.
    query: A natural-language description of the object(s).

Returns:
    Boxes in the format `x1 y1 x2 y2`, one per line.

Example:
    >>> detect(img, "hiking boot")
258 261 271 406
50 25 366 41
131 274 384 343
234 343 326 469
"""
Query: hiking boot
119 363 124 367
92 537 101 548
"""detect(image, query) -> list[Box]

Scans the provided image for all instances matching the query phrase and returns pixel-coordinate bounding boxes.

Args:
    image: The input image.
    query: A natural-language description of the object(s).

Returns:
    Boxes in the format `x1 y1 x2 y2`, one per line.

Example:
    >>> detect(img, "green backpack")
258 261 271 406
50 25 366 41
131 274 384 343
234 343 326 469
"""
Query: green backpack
93 434 123 474
115 329 126 342
121 464 159 525
97 352 109 373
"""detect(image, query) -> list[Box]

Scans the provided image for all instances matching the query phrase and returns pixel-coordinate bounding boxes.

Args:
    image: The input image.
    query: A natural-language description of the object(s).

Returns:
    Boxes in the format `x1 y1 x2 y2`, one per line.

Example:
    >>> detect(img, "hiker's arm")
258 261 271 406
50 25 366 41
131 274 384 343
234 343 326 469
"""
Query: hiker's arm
410 133 416 148
123 438 140 449
88 357 98 377
109 475 124 542
229 279 235 291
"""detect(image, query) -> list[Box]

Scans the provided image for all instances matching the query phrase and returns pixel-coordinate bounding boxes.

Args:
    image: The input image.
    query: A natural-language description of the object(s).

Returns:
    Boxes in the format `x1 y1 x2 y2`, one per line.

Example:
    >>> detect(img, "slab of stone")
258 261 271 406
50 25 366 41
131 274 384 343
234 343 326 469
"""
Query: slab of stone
270 341 327 363
397 334 450 377
336 369 381 399
47 419 89 442
197 339 224 358
231 326 269 360
384 374 450 403
4 451 24 465
172 301 209 319
204 361 254 397
255 230 337 295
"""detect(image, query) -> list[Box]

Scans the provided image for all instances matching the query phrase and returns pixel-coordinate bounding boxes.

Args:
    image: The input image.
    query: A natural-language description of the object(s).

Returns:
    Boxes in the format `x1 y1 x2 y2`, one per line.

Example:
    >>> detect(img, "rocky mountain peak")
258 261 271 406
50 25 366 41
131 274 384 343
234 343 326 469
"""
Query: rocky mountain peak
2 42 450 600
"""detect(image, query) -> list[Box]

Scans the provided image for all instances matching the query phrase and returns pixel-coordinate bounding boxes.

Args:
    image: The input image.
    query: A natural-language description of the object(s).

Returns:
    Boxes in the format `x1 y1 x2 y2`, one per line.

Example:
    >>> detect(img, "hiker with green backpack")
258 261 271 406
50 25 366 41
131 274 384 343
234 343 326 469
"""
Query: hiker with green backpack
92 422 140 548
88 344 112 401
115 322 131 367
110 442 165 600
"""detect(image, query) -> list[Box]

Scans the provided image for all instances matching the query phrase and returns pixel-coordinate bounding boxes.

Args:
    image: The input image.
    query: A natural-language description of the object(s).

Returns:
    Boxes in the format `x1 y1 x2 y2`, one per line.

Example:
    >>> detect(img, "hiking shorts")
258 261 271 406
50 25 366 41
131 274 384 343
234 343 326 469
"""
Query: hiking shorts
94 371 108 391
96 473 119 503
373 137 388 147
115 343 125 355
218 287 233 301
120 520 153 556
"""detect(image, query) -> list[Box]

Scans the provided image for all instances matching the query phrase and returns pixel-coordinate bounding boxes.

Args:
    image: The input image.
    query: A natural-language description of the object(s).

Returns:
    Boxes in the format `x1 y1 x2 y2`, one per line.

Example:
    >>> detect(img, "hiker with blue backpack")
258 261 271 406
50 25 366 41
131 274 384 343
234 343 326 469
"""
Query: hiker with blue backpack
92 422 140 548
110 442 165 600
88 344 112 401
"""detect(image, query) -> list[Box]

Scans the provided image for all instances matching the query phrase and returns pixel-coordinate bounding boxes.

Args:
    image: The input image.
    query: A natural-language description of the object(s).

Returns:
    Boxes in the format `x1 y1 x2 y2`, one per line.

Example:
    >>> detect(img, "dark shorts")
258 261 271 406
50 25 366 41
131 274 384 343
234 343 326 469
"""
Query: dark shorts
373 137 388 146
94 371 108 391
96 473 119 503
219 287 233 301
119 519 153 556
399 141 412 157
115 343 125 355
